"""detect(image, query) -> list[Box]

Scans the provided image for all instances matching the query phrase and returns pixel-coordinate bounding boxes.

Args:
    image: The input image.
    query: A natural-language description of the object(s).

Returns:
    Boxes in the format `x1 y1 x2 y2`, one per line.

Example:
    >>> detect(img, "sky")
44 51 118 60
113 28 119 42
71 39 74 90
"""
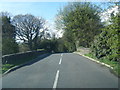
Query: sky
0 1 117 37
0 2 113 23
0 2 67 23
0 1 115 22
0 2 68 37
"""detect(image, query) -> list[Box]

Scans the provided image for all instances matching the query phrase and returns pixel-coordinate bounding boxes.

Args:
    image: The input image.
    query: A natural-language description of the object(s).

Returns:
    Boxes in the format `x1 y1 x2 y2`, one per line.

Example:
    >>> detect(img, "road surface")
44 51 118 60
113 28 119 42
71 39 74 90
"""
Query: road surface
2 53 118 88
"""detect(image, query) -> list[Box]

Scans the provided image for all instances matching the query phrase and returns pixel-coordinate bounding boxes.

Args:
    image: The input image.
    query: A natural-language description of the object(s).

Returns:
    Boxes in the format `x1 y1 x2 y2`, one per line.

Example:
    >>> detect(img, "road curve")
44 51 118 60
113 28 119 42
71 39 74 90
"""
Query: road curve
2 53 118 88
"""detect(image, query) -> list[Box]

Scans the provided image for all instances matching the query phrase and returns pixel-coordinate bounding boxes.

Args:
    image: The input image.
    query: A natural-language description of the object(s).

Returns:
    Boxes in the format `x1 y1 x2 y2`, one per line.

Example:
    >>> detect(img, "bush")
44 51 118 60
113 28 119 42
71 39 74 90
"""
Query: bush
18 43 30 52
2 38 19 55
91 15 120 61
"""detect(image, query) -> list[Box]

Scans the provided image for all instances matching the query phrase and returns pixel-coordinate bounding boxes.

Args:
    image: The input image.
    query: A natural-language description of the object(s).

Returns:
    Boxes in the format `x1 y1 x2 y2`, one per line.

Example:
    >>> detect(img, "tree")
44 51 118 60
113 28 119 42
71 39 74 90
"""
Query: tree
55 2 103 48
91 14 120 61
1 12 19 55
62 29 76 52
12 14 45 50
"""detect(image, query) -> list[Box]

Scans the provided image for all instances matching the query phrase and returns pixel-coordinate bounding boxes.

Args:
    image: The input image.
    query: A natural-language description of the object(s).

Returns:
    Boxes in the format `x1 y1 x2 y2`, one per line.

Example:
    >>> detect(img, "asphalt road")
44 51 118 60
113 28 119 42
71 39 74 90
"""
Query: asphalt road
2 53 118 88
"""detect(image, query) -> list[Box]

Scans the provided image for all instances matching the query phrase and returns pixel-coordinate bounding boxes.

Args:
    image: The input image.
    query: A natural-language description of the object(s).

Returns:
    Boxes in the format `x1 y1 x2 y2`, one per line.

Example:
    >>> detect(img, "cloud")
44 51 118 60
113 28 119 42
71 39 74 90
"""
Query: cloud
45 20 63 38
100 5 119 23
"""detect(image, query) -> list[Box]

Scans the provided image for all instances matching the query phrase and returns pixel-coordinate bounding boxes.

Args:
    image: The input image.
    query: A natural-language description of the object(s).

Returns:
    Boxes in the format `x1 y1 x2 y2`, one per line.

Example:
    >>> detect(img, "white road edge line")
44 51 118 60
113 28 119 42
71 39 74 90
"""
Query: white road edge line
53 70 60 89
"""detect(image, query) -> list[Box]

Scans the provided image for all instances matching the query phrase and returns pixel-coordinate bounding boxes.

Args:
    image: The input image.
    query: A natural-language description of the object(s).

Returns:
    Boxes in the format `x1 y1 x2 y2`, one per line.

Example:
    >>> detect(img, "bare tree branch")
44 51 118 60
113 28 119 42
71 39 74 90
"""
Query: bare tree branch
12 14 46 50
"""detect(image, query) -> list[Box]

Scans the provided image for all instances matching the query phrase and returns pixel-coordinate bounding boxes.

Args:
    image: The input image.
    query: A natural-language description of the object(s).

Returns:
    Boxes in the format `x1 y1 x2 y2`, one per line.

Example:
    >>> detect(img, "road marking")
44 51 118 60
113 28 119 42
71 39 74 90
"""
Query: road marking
59 57 62 65
59 53 63 65
53 70 59 89
53 53 62 89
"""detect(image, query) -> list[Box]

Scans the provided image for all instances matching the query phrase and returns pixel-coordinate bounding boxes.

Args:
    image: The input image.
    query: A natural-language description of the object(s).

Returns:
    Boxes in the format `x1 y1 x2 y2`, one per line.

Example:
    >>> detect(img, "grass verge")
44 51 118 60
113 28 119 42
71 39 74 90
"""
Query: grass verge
85 53 120 77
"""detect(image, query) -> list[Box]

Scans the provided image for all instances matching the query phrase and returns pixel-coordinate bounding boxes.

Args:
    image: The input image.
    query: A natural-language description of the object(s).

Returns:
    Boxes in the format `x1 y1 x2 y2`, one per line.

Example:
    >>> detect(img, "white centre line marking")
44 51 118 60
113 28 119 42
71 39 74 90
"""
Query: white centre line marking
53 70 60 89
59 58 62 65
59 53 63 65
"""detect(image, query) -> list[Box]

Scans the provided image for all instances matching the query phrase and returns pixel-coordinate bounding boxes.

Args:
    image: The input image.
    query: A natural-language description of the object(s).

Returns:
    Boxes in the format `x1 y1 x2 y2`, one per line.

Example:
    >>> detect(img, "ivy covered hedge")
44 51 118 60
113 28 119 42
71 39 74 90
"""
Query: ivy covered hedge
91 14 120 62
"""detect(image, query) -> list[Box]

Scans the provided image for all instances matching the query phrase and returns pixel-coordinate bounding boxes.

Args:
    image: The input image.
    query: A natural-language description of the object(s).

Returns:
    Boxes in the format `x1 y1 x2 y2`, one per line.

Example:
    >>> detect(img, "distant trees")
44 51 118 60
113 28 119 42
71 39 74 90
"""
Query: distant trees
12 14 45 50
38 37 75 53
1 12 19 55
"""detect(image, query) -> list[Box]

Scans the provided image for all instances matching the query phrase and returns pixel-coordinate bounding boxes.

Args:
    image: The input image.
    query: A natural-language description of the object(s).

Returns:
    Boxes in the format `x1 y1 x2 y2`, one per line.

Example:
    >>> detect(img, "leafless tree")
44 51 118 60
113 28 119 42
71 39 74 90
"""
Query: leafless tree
12 14 45 50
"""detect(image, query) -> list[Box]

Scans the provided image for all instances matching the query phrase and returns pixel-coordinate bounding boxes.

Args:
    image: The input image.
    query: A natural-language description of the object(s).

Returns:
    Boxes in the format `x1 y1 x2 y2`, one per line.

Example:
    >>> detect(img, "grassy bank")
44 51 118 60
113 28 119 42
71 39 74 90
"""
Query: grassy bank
85 53 120 77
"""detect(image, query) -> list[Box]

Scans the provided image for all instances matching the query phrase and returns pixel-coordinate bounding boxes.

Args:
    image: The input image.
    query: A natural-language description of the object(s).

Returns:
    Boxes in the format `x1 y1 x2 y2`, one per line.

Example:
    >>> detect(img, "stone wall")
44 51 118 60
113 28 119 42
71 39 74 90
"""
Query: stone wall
2 50 46 64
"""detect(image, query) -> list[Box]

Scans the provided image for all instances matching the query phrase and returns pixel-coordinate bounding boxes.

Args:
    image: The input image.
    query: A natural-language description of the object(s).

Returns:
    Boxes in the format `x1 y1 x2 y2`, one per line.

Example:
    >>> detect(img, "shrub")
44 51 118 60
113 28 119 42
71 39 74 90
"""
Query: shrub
91 15 120 61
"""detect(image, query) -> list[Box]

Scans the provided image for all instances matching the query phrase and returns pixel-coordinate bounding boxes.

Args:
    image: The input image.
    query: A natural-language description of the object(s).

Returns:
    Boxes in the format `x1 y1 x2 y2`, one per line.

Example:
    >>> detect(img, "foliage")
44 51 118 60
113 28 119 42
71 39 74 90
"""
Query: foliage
62 30 76 52
91 14 120 61
2 64 14 73
38 39 54 52
18 43 30 52
1 12 19 55
2 38 19 55
85 53 120 77
55 2 102 48
37 37 76 53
